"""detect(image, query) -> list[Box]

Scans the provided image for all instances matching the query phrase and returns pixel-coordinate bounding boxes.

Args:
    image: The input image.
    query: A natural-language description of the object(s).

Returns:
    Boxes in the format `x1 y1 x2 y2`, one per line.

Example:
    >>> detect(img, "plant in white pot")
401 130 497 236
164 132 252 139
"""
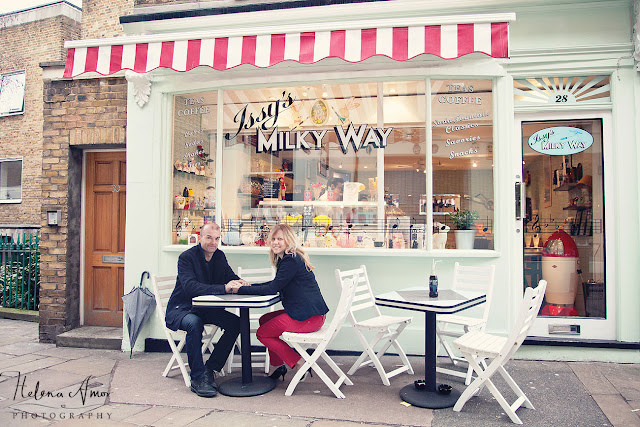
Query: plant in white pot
449 209 479 250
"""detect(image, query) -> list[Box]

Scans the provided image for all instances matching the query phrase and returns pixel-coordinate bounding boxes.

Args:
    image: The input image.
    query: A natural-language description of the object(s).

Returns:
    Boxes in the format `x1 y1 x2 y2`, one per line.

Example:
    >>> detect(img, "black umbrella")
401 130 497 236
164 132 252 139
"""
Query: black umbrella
122 271 156 358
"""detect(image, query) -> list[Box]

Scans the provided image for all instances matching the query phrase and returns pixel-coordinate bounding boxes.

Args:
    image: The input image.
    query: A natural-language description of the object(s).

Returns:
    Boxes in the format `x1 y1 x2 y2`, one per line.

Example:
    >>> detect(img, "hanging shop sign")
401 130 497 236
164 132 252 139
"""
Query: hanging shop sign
528 127 593 155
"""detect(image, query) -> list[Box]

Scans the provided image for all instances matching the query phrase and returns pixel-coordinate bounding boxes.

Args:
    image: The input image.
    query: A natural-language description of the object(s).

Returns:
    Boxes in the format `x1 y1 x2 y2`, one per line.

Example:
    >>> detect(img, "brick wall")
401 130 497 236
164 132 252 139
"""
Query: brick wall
0 16 80 225
40 77 127 342
82 0 134 39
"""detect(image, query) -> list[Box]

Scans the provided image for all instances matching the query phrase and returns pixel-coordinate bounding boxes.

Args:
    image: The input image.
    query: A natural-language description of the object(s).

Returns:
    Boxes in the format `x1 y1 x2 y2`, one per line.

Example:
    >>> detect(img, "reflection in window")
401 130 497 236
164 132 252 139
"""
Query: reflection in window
431 80 494 250
0 158 22 203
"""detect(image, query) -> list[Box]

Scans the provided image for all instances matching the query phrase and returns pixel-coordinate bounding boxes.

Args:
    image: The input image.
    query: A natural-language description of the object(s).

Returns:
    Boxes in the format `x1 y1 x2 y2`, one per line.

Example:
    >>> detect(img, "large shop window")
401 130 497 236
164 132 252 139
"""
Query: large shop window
172 91 217 244
171 79 495 250
0 157 23 203
431 80 494 250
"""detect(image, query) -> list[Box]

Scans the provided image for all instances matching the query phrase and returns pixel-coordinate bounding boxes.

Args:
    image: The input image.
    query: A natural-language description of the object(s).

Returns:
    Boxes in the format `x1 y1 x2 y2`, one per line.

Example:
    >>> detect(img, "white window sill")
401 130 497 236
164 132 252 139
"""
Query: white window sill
162 245 500 258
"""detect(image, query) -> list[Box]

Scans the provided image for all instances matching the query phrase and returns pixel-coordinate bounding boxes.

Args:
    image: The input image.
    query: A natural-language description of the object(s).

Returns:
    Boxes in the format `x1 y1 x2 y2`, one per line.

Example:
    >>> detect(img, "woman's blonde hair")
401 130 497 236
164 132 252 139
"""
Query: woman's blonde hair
267 224 314 271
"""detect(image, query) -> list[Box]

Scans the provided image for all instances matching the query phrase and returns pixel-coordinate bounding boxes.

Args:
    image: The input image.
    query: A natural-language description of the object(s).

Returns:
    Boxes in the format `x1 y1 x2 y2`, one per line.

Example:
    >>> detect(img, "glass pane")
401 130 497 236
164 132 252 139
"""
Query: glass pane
431 80 494 250
221 82 384 247
383 81 426 249
171 91 218 244
522 119 605 318
0 159 22 201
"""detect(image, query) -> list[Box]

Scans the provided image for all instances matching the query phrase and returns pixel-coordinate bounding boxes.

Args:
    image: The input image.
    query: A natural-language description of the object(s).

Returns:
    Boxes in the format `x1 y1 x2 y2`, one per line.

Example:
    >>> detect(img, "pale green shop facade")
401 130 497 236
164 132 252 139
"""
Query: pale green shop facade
93 0 639 360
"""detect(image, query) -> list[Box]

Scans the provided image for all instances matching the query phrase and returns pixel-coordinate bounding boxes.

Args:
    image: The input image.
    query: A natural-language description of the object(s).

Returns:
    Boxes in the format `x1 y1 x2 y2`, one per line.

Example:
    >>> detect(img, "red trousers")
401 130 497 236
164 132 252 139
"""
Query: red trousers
257 309 325 368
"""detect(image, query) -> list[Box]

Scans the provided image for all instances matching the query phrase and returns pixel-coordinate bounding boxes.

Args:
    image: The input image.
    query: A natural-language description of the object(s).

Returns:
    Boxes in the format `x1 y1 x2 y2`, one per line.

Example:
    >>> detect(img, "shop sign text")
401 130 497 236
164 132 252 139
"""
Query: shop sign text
528 127 593 155
256 123 392 154
225 91 295 141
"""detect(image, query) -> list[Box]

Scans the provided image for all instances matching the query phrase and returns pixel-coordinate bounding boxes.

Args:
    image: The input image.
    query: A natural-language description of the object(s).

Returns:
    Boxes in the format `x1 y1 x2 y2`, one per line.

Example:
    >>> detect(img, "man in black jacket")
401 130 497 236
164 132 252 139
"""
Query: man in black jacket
166 222 246 397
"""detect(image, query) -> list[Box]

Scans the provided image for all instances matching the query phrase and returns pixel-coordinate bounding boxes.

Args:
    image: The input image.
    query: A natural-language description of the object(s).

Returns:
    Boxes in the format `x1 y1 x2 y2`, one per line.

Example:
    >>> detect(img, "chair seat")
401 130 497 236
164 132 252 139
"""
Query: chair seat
438 314 485 329
354 315 412 330
454 330 507 358
282 326 331 344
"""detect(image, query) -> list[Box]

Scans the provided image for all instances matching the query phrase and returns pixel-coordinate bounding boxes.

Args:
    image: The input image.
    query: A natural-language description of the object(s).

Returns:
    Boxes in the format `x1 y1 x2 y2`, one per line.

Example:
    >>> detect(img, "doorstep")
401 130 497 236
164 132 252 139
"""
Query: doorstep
56 326 122 350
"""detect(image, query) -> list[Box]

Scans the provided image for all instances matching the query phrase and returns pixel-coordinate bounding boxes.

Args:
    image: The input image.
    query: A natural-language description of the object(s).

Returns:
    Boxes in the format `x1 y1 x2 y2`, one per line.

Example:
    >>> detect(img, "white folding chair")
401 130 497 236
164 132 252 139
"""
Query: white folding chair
453 280 548 424
225 266 277 374
151 274 220 387
335 265 413 386
281 277 358 398
436 262 496 384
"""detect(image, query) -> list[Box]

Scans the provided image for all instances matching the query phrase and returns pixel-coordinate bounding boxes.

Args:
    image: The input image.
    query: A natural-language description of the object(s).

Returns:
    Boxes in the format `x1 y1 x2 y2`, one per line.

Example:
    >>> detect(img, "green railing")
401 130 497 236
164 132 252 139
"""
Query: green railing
0 233 40 310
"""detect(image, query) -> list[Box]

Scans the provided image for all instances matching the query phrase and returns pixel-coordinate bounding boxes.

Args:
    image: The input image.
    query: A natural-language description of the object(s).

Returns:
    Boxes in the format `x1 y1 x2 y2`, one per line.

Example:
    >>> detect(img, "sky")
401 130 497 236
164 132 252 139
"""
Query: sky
0 0 82 15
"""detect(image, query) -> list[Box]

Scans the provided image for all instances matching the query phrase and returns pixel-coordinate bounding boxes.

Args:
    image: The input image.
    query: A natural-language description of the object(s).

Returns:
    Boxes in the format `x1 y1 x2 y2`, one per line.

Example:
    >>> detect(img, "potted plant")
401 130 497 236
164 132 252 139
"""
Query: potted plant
449 209 479 250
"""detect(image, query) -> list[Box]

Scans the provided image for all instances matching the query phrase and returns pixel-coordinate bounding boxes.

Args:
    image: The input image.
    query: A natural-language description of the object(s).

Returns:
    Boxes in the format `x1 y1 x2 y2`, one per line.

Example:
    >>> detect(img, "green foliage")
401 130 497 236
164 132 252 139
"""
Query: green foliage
0 236 39 310
449 209 479 230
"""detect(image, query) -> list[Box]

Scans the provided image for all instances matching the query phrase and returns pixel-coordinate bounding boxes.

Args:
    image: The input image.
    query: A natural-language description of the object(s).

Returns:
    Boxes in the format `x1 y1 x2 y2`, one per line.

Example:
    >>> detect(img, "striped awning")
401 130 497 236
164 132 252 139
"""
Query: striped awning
63 22 509 78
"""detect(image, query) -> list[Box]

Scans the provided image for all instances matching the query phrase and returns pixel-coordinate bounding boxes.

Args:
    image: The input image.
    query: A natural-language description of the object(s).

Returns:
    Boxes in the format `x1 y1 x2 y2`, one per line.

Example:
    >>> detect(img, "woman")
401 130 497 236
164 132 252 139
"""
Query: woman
234 224 329 380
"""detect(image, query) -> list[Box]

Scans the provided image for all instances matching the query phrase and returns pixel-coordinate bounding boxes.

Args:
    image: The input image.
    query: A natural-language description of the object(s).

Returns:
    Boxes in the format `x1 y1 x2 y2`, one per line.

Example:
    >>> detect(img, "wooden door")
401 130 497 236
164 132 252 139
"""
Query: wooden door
84 152 126 326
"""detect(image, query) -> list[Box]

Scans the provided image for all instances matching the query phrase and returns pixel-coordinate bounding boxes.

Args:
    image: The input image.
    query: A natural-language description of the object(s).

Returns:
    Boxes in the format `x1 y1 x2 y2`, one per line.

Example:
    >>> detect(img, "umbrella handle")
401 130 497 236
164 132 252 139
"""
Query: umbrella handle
139 271 150 287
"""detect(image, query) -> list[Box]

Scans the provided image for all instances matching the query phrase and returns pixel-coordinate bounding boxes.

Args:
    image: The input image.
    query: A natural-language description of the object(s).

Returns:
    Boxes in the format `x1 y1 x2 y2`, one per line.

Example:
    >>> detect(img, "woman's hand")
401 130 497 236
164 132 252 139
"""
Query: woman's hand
225 280 250 293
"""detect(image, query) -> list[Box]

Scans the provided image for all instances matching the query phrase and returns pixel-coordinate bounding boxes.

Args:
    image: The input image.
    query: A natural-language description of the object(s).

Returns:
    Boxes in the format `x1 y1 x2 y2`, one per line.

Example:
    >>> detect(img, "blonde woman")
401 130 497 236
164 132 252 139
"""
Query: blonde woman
235 224 329 381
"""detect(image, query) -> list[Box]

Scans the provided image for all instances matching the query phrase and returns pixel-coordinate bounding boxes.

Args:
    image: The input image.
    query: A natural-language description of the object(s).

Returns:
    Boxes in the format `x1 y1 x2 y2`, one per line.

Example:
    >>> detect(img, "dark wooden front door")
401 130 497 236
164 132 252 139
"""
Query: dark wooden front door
84 151 126 326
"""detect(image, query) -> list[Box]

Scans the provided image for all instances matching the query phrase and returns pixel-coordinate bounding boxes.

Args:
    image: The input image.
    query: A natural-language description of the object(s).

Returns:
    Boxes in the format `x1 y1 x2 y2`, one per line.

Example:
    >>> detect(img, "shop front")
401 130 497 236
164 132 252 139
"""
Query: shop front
63 0 639 358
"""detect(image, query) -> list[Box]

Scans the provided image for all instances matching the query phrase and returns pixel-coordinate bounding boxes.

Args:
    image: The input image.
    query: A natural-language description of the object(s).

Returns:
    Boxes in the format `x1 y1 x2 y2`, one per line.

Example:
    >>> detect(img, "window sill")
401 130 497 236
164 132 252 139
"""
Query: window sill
162 245 500 258
0 199 22 204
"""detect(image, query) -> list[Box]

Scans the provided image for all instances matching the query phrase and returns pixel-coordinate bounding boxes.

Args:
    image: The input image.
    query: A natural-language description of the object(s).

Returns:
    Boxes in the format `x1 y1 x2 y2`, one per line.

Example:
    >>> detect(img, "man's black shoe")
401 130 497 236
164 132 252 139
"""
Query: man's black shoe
204 369 219 390
190 375 217 397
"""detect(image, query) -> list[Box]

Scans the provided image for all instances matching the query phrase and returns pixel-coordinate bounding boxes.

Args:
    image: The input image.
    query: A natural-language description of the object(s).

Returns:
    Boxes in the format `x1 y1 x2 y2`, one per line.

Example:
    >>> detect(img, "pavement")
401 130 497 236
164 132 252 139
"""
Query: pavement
0 318 638 427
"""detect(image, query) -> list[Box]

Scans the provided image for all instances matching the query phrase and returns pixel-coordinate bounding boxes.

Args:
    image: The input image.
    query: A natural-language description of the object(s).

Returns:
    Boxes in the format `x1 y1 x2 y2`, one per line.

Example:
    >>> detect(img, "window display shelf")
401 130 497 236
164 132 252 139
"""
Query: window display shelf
258 200 378 208
553 182 589 192
563 204 592 211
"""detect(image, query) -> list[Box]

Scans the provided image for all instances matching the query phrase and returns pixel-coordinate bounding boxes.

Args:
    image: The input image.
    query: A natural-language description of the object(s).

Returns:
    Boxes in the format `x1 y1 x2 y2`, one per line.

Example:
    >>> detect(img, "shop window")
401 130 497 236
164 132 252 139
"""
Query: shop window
0 158 22 203
171 91 217 244
220 82 384 248
431 80 494 250
514 76 611 106
383 81 426 249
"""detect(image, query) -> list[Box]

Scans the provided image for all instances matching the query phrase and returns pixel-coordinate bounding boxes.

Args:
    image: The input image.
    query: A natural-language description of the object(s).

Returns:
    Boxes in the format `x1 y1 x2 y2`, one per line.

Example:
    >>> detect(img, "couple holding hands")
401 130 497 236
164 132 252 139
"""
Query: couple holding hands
165 222 328 397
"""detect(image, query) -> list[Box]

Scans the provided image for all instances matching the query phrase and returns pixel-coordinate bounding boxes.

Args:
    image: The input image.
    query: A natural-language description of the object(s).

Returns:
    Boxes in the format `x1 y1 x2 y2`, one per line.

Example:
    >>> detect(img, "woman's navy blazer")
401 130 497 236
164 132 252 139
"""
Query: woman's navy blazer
238 253 329 321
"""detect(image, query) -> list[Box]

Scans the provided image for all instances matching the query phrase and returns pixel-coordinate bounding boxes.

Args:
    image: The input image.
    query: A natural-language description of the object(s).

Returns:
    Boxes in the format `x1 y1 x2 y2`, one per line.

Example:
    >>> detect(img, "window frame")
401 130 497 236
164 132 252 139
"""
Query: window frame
0 157 23 204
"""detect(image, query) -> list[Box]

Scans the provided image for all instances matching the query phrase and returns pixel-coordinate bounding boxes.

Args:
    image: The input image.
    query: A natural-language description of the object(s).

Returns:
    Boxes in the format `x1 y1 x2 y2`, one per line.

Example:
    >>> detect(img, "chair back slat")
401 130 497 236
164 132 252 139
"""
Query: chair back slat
151 274 177 317
451 262 496 323
326 277 358 340
238 266 276 284
334 265 381 321
502 280 547 359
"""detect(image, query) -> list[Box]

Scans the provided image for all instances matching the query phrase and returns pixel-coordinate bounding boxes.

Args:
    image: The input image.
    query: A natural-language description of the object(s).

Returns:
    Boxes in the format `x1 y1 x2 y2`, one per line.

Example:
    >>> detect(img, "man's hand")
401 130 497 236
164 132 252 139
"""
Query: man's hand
225 280 249 294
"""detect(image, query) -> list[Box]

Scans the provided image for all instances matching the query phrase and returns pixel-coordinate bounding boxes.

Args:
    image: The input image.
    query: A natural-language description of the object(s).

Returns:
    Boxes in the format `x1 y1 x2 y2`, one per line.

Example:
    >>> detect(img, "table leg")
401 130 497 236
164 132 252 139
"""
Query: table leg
217 307 276 397
398 311 461 409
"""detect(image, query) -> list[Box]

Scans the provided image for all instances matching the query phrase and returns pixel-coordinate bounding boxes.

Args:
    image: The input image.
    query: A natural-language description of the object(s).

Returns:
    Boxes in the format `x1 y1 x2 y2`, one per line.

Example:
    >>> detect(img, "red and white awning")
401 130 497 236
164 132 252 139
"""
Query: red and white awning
64 22 509 78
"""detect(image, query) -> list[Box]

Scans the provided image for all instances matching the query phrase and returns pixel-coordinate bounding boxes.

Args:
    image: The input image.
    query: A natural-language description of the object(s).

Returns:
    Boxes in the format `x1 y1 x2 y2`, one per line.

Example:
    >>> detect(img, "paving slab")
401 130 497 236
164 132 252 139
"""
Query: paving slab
185 410 312 427
151 408 211 427
34 347 121 361
0 357 68 377
120 406 182 425
592 394 640 427
0 342 56 357
0 354 48 375
48 357 117 378
82 403 152 422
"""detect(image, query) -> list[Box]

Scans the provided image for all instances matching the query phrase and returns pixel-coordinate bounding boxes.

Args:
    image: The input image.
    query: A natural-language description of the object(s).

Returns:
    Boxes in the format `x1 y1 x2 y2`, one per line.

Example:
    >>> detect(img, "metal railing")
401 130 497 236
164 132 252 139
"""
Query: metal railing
0 227 40 311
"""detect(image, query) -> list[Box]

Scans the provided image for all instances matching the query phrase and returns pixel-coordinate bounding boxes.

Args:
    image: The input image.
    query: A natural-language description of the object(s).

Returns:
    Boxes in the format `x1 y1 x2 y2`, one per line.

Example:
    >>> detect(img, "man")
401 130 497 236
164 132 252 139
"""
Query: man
165 222 247 397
